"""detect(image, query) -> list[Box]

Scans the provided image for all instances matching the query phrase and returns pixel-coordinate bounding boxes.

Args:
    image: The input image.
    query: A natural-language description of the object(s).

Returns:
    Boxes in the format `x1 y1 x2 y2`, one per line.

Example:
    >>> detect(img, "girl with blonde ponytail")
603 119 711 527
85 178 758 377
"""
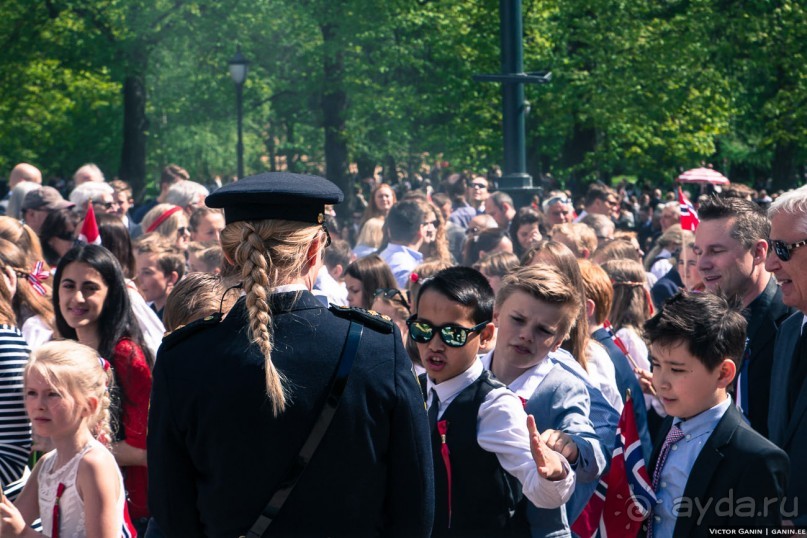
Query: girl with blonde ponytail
149 173 434 537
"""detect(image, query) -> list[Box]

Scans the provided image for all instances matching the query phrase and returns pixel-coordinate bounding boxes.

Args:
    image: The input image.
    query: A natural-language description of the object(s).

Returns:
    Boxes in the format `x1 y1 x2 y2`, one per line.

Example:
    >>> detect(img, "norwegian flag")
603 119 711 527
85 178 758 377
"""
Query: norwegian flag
678 186 700 232
77 204 102 245
572 395 656 538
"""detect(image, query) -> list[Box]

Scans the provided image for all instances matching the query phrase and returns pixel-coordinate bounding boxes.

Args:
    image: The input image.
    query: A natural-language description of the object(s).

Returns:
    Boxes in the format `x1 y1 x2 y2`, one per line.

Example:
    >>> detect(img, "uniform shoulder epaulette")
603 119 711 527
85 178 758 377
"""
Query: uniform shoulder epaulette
161 312 223 351
329 304 394 334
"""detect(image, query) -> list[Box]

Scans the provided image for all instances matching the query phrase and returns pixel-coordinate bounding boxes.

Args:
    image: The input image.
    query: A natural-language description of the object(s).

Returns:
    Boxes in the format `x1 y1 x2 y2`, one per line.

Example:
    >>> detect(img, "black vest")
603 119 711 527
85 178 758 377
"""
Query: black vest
420 371 525 537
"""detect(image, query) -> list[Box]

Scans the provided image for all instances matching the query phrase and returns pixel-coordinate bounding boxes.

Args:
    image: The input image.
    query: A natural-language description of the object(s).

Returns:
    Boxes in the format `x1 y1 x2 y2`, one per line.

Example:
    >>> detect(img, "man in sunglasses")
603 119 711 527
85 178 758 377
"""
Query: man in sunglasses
693 195 794 438
766 185 807 526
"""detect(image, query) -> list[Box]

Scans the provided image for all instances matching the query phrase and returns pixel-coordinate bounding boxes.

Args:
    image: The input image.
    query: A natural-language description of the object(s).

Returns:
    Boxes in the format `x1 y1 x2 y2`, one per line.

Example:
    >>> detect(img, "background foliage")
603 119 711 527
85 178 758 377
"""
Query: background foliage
1 0 805 198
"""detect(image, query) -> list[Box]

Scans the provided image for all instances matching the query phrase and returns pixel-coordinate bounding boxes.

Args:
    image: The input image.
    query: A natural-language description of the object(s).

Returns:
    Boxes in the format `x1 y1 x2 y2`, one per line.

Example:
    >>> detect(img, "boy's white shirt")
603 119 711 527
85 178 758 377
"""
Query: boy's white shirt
424 358 576 509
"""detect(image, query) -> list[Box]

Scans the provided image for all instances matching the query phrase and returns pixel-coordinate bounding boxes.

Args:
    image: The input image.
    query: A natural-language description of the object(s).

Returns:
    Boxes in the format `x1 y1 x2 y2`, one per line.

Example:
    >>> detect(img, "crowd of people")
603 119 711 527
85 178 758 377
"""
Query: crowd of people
0 160 803 537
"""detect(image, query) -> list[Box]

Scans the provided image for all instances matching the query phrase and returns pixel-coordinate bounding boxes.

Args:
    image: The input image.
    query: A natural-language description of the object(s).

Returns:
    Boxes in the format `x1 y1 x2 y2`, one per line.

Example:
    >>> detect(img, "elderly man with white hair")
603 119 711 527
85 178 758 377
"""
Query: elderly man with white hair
69 181 116 213
766 185 807 526
165 180 209 216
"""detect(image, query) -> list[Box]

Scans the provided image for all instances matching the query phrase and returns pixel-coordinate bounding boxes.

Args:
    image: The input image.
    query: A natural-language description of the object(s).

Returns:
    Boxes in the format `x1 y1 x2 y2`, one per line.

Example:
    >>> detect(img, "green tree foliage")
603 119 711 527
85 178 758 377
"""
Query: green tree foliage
1 0 805 195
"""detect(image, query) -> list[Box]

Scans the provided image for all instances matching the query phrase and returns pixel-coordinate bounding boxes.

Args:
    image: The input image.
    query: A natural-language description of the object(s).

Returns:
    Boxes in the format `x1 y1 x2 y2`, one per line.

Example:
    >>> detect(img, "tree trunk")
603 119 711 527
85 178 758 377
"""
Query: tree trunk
119 69 148 197
320 22 349 215
771 141 796 191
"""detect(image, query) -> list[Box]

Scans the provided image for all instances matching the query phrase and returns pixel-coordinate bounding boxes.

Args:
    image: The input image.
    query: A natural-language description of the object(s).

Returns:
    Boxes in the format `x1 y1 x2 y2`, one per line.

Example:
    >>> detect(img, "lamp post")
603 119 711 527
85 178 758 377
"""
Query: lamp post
474 0 549 208
228 48 249 180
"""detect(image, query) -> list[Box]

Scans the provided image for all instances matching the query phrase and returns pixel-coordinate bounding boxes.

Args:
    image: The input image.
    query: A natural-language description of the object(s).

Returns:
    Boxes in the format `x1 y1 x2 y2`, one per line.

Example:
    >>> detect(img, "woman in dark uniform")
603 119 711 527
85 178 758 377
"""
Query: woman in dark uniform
147 173 434 537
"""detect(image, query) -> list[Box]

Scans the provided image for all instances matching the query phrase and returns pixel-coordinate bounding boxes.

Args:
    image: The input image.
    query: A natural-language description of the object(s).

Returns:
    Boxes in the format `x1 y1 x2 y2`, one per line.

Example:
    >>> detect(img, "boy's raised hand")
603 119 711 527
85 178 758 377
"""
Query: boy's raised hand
527 415 569 481
540 429 579 464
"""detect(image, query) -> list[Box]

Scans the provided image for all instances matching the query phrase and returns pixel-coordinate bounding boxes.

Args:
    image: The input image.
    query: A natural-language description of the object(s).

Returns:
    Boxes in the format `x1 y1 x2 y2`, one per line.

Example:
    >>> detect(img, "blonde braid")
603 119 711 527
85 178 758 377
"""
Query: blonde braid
235 223 287 415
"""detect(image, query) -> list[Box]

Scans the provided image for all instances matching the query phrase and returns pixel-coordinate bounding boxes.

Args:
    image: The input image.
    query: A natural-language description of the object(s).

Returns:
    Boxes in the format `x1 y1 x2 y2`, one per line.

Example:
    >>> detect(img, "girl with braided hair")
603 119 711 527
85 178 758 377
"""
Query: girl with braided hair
148 173 433 537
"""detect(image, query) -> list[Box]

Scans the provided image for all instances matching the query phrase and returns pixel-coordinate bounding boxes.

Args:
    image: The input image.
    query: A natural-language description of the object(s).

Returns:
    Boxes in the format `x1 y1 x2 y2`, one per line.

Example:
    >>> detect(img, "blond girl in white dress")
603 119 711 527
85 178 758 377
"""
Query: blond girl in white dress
0 340 133 537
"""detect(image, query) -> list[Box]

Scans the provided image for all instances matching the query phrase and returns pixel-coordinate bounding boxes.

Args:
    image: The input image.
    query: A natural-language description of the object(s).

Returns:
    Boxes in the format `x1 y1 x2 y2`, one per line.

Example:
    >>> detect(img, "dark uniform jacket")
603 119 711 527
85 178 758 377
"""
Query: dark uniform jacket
148 291 434 537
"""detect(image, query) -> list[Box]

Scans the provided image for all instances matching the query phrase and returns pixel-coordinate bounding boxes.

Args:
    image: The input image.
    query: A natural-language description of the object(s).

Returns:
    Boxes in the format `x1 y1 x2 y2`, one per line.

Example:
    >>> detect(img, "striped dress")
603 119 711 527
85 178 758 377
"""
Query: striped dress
0 324 32 498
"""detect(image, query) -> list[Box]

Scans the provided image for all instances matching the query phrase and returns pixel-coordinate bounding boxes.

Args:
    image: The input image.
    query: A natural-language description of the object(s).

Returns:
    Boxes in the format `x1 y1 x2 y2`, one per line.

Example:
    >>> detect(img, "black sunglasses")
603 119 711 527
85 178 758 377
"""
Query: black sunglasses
92 200 118 210
406 316 489 348
374 288 410 310
768 238 807 262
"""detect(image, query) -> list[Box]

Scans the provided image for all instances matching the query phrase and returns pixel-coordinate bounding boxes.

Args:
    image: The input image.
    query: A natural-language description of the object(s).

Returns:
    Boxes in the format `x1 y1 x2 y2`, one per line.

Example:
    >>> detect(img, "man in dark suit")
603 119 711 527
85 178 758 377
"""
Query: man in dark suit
641 291 789 537
693 195 793 437
765 185 807 526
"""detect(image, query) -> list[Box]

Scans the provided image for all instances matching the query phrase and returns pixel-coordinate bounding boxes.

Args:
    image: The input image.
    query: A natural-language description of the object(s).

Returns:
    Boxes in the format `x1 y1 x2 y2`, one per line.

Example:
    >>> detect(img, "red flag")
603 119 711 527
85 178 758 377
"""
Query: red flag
572 396 656 538
678 186 699 232
78 204 101 245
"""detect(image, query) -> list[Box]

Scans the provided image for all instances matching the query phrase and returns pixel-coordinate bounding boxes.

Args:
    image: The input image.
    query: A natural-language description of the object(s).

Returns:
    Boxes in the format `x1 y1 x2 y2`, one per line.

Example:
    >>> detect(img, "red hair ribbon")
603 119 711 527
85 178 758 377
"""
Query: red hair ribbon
28 261 49 296
98 357 111 371
146 205 183 234
410 272 419 283
437 419 452 528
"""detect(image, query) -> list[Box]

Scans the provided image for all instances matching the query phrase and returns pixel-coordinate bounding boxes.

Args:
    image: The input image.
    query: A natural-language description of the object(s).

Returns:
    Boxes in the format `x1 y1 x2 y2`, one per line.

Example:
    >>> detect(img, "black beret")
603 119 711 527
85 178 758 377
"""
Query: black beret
205 172 344 225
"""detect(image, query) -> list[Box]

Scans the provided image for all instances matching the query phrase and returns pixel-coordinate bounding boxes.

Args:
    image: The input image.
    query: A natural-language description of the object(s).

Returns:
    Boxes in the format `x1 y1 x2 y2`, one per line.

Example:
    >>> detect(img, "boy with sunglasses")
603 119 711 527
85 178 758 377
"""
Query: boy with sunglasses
407 266 574 536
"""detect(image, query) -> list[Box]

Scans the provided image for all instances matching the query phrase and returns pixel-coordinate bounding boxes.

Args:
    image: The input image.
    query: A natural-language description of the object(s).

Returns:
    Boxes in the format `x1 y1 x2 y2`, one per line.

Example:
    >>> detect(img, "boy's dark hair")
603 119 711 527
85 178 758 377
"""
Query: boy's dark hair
644 290 747 371
697 195 770 250
323 238 351 271
416 266 494 325
386 200 426 243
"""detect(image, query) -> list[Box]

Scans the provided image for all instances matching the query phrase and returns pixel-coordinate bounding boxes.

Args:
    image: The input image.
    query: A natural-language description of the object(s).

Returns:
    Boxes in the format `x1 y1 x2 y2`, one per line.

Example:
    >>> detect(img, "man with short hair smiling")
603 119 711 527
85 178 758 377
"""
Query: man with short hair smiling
542 193 574 226
693 195 793 436
574 183 618 222
766 185 807 526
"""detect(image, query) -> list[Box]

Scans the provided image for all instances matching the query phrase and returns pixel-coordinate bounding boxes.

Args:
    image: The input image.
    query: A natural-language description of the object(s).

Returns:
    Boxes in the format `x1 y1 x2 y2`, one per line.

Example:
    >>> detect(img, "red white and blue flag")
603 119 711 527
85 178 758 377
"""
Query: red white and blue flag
678 186 699 232
77 204 102 245
572 395 656 538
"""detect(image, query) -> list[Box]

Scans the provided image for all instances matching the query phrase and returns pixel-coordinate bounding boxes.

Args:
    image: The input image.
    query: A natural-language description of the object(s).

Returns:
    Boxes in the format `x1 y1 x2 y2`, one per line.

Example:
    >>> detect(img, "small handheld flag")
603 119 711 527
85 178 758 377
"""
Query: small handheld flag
678 187 699 232
78 204 102 246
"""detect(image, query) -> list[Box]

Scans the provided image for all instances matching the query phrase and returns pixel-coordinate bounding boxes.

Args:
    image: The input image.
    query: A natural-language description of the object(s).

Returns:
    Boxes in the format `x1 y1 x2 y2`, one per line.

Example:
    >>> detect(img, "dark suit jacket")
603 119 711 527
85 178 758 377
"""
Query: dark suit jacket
650 266 683 310
643 405 789 537
768 311 807 525
148 292 434 537
741 276 795 437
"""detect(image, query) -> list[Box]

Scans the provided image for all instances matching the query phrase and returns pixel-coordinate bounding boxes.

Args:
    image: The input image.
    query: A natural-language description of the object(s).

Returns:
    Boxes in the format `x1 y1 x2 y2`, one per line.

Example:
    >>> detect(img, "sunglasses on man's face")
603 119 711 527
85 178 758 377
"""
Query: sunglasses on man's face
768 238 807 262
374 288 410 310
406 316 489 348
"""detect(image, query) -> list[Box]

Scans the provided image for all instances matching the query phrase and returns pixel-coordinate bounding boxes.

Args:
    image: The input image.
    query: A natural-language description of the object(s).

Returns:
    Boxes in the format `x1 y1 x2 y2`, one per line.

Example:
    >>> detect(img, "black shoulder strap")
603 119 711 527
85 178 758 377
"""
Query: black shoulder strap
246 321 364 538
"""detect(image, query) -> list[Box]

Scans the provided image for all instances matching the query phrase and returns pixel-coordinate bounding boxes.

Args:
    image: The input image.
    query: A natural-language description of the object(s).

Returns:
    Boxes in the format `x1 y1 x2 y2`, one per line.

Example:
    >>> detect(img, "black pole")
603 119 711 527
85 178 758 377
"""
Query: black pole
500 0 529 188
236 82 245 180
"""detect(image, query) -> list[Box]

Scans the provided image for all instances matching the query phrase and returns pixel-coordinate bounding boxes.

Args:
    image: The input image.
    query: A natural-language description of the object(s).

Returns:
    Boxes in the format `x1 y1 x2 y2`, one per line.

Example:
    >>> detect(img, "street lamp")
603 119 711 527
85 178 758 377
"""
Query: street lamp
228 47 249 179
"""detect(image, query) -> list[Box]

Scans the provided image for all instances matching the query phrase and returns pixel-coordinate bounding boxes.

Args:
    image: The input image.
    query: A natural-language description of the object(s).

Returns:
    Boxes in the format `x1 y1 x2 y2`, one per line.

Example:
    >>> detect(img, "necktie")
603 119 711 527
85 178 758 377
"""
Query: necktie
787 327 807 412
648 425 685 538
428 389 440 426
